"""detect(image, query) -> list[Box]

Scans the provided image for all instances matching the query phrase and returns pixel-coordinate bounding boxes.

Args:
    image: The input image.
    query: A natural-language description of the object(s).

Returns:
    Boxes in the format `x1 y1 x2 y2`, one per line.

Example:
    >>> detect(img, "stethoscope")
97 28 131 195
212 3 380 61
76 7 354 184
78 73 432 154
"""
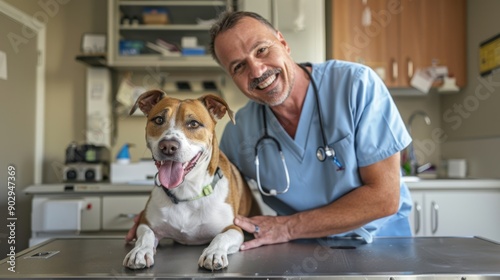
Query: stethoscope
254 63 343 196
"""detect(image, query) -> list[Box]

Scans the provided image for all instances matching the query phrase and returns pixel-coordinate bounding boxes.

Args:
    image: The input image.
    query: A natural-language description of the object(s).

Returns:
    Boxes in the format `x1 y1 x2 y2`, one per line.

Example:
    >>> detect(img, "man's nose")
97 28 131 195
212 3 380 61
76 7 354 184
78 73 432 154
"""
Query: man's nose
248 59 266 79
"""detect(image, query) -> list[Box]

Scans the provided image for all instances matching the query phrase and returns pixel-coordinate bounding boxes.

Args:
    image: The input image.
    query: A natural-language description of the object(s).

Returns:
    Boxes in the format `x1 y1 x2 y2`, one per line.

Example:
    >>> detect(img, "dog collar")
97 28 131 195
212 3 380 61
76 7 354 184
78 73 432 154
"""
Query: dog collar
155 167 223 204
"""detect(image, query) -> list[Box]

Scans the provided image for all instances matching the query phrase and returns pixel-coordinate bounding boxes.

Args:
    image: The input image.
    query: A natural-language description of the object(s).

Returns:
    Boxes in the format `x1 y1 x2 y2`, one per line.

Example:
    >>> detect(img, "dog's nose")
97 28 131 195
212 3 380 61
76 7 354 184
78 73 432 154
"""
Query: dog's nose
159 140 180 155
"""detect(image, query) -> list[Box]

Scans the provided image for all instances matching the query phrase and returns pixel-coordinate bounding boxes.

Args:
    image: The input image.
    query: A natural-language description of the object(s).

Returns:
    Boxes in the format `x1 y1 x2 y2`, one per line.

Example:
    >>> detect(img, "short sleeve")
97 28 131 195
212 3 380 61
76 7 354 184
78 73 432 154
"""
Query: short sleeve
351 67 412 167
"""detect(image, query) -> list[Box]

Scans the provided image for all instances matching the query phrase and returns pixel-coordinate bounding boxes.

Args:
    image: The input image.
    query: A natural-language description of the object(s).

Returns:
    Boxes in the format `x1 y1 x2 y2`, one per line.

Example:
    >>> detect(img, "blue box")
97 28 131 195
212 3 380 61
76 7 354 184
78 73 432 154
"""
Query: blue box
119 40 144 55
181 47 206 56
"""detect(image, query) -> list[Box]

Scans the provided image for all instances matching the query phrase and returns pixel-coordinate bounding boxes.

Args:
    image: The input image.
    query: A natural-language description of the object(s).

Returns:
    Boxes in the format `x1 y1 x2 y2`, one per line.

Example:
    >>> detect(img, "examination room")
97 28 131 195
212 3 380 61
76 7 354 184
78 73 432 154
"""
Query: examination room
2 0 500 278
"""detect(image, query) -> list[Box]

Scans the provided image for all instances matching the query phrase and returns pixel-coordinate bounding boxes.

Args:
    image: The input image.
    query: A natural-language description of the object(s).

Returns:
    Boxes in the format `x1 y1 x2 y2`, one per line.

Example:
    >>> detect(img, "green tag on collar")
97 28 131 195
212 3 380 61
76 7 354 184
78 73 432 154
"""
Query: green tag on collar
202 184 213 196
187 184 214 201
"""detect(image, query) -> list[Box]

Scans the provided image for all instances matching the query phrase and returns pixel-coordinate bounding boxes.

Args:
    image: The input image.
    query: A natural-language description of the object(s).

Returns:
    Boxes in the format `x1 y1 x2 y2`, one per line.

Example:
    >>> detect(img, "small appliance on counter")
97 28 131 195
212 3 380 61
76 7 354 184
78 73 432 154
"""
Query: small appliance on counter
110 143 156 185
110 160 156 185
63 142 110 182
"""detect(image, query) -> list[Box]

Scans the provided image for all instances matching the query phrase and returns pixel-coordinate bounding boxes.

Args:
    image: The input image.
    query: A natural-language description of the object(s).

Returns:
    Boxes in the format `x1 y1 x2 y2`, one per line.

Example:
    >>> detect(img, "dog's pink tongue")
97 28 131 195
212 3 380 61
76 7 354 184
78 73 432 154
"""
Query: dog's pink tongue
158 161 184 189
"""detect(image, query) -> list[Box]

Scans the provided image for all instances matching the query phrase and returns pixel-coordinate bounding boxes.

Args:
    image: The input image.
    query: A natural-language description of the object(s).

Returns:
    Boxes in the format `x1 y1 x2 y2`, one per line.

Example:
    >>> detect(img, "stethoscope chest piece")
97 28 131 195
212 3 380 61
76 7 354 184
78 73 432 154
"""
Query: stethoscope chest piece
316 147 326 162
316 145 335 162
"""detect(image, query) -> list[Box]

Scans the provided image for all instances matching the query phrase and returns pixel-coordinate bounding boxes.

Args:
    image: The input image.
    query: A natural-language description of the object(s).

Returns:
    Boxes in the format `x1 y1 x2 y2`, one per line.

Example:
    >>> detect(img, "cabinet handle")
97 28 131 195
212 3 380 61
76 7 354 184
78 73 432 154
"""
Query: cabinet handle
391 59 398 81
407 58 414 80
118 213 137 219
431 201 439 234
414 202 422 235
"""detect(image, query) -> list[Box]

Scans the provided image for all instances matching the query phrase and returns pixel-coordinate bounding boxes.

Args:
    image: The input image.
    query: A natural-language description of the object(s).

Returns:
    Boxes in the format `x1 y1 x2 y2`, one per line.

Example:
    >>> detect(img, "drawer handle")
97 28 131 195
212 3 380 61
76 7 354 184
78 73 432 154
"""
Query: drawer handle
414 202 422 235
407 58 414 80
391 58 398 81
118 213 137 219
431 201 439 234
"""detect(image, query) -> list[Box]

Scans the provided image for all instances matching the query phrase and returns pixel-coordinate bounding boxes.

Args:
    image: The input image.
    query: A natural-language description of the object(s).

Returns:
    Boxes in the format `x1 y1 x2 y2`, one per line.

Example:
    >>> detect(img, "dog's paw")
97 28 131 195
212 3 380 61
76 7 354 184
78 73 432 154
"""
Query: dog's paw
123 246 155 269
198 246 229 270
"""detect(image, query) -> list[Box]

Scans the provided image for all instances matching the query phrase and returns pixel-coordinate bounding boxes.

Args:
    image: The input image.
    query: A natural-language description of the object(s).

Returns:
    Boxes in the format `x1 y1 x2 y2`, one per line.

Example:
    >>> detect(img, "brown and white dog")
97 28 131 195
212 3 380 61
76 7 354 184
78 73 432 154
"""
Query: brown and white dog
124 89 260 270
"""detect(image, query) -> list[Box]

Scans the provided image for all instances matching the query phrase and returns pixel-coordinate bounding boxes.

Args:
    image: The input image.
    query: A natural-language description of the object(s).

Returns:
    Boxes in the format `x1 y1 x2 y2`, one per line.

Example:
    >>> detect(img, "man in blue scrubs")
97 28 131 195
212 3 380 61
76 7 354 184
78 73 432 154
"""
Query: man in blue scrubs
210 11 413 250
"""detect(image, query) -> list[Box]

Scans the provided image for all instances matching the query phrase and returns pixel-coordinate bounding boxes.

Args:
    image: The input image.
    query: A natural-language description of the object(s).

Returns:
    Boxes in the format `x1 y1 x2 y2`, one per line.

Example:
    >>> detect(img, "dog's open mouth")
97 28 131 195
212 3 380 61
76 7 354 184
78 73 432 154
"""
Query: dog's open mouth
155 152 202 189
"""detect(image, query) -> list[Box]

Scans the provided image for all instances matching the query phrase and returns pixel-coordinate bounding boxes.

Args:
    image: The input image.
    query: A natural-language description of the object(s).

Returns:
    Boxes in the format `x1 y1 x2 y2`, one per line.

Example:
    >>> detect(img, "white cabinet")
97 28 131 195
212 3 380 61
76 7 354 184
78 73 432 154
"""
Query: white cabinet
107 0 232 68
26 184 152 246
409 188 500 242
102 195 149 230
31 196 102 232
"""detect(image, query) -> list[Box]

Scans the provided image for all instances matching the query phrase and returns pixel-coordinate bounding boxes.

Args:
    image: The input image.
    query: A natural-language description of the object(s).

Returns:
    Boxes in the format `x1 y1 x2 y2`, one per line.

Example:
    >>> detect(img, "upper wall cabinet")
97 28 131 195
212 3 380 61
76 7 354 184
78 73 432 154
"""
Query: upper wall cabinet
331 0 466 89
107 0 232 69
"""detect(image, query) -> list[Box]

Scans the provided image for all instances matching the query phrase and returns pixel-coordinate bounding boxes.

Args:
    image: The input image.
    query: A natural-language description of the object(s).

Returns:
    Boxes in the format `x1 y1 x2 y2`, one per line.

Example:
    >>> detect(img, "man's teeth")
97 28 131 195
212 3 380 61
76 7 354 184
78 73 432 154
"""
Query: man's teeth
257 74 276 89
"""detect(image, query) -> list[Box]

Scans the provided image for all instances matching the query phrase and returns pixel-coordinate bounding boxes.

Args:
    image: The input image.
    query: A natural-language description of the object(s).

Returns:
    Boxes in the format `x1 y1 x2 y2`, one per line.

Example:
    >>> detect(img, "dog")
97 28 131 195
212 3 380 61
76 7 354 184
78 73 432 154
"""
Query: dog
123 89 260 270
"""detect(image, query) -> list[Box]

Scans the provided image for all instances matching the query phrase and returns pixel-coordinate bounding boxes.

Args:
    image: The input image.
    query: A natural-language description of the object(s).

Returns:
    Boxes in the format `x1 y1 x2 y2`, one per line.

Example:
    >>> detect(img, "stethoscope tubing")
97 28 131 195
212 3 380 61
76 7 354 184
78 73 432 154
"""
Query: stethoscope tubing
254 106 290 196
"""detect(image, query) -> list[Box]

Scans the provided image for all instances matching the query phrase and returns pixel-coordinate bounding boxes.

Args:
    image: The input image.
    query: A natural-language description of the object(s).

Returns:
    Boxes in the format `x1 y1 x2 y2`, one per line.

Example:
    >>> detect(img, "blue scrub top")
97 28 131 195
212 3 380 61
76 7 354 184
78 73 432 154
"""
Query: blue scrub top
220 60 413 238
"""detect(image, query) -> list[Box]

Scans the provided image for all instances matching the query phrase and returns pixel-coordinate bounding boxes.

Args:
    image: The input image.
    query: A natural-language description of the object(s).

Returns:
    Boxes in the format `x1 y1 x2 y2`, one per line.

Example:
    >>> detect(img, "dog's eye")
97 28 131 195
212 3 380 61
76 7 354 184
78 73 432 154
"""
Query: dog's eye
187 120 201 129
152 116 164 125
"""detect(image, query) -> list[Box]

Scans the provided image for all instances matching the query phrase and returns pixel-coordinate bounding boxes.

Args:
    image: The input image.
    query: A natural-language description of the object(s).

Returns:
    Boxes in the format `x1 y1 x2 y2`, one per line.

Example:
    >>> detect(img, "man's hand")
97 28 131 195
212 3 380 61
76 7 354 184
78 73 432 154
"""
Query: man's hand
125 211 143 243
234 215 292 250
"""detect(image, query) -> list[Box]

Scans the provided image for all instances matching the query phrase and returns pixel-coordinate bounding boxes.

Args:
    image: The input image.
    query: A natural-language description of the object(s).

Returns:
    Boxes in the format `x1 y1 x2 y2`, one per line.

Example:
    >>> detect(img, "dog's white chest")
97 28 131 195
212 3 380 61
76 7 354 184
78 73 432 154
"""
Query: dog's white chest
146 187 234 245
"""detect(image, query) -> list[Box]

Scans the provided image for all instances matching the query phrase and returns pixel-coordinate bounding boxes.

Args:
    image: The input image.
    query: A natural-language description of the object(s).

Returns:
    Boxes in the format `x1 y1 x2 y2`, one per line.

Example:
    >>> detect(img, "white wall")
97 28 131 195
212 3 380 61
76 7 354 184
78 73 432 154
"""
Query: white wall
238 0 325 63
439 0 500 179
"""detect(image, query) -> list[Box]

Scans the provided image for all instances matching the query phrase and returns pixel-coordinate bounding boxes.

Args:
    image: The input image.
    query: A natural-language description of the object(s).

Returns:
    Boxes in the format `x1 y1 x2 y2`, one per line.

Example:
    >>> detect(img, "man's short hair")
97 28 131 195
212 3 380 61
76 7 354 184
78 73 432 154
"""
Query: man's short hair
209 11 277 64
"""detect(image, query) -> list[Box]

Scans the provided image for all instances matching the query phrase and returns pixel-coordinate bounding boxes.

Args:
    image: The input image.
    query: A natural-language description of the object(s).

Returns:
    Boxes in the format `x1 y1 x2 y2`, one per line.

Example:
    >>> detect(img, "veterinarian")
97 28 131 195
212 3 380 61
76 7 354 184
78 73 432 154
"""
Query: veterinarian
127 11 413 249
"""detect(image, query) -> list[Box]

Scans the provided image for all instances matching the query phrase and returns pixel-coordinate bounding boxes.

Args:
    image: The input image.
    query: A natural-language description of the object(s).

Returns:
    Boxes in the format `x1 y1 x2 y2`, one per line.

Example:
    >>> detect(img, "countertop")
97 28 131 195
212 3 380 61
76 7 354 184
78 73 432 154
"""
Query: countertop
404 178 500 190
24 178 500 195
1 236 500 279
24 183 155 194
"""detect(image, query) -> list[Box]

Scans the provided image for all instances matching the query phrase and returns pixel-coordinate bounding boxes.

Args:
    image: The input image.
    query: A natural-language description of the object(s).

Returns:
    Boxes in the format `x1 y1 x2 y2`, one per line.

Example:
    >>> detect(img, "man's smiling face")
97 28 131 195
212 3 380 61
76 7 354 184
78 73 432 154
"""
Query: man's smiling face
214 17 296 107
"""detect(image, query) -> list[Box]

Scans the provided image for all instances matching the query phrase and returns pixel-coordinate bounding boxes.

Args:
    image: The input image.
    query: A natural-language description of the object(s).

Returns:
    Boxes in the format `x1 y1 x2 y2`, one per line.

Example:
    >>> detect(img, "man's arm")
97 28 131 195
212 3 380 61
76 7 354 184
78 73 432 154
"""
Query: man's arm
235 152 401 250
125 211 143 243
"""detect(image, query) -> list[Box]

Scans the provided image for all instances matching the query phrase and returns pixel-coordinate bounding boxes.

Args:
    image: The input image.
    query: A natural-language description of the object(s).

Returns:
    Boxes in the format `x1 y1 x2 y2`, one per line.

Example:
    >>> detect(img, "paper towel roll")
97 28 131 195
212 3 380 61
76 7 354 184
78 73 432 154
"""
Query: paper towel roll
447 159 467 178
42 199 83 231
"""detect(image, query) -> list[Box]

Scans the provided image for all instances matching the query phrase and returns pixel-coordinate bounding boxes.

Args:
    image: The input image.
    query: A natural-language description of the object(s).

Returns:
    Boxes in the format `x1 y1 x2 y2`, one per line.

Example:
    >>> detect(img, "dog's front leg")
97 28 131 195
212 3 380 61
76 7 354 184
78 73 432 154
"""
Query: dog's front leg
198 228 244 270
123 224 157 269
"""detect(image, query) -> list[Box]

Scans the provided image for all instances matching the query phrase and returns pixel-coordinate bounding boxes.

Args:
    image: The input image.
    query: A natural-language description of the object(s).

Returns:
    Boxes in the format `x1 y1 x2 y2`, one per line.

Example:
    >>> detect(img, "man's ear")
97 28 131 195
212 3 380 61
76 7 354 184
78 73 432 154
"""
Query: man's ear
276 31 291 54
129 89 167 116
198 94 235 124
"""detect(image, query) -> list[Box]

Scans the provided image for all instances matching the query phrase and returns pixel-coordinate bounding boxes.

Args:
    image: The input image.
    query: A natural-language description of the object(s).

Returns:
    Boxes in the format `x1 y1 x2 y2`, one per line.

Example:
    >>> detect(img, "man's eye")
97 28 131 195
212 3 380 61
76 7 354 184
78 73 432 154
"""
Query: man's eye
187 120 201 128
233 62 244 74
152 116 164 125
257 47 267 55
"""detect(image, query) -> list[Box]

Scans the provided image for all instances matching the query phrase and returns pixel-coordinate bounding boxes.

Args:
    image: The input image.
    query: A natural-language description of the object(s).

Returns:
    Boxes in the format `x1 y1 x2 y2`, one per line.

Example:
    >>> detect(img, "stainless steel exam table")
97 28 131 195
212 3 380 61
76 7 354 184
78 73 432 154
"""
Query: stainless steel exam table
1 236 500 279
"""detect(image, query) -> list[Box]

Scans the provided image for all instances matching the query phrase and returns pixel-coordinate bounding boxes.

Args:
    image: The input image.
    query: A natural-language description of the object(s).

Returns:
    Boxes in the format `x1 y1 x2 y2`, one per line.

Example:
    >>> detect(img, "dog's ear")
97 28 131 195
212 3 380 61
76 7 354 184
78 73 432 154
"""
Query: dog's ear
198 94 235 124
129 89 167 116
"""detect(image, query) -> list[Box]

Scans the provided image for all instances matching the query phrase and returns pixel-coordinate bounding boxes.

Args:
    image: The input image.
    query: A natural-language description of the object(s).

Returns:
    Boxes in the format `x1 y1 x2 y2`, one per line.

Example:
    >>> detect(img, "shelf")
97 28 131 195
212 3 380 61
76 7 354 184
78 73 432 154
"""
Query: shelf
75 54 107 67
107 55 221 69
118 1 228 6
74 53 224 70
120 24 211 31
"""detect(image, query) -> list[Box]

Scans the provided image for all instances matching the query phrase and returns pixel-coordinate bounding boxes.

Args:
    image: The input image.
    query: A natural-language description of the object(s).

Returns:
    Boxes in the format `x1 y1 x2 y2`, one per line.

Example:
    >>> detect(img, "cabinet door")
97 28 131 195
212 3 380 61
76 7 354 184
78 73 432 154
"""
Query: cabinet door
409 191 425 236
424 190 500 242
332 0 465 89
102 195 149 230
332 0 401 87
399 0 466 87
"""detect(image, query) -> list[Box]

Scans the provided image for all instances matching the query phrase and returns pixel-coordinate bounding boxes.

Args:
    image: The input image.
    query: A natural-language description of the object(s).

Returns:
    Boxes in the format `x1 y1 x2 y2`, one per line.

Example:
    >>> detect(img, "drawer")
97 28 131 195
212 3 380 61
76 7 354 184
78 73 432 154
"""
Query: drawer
102 195 149 230
32 196 101 232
